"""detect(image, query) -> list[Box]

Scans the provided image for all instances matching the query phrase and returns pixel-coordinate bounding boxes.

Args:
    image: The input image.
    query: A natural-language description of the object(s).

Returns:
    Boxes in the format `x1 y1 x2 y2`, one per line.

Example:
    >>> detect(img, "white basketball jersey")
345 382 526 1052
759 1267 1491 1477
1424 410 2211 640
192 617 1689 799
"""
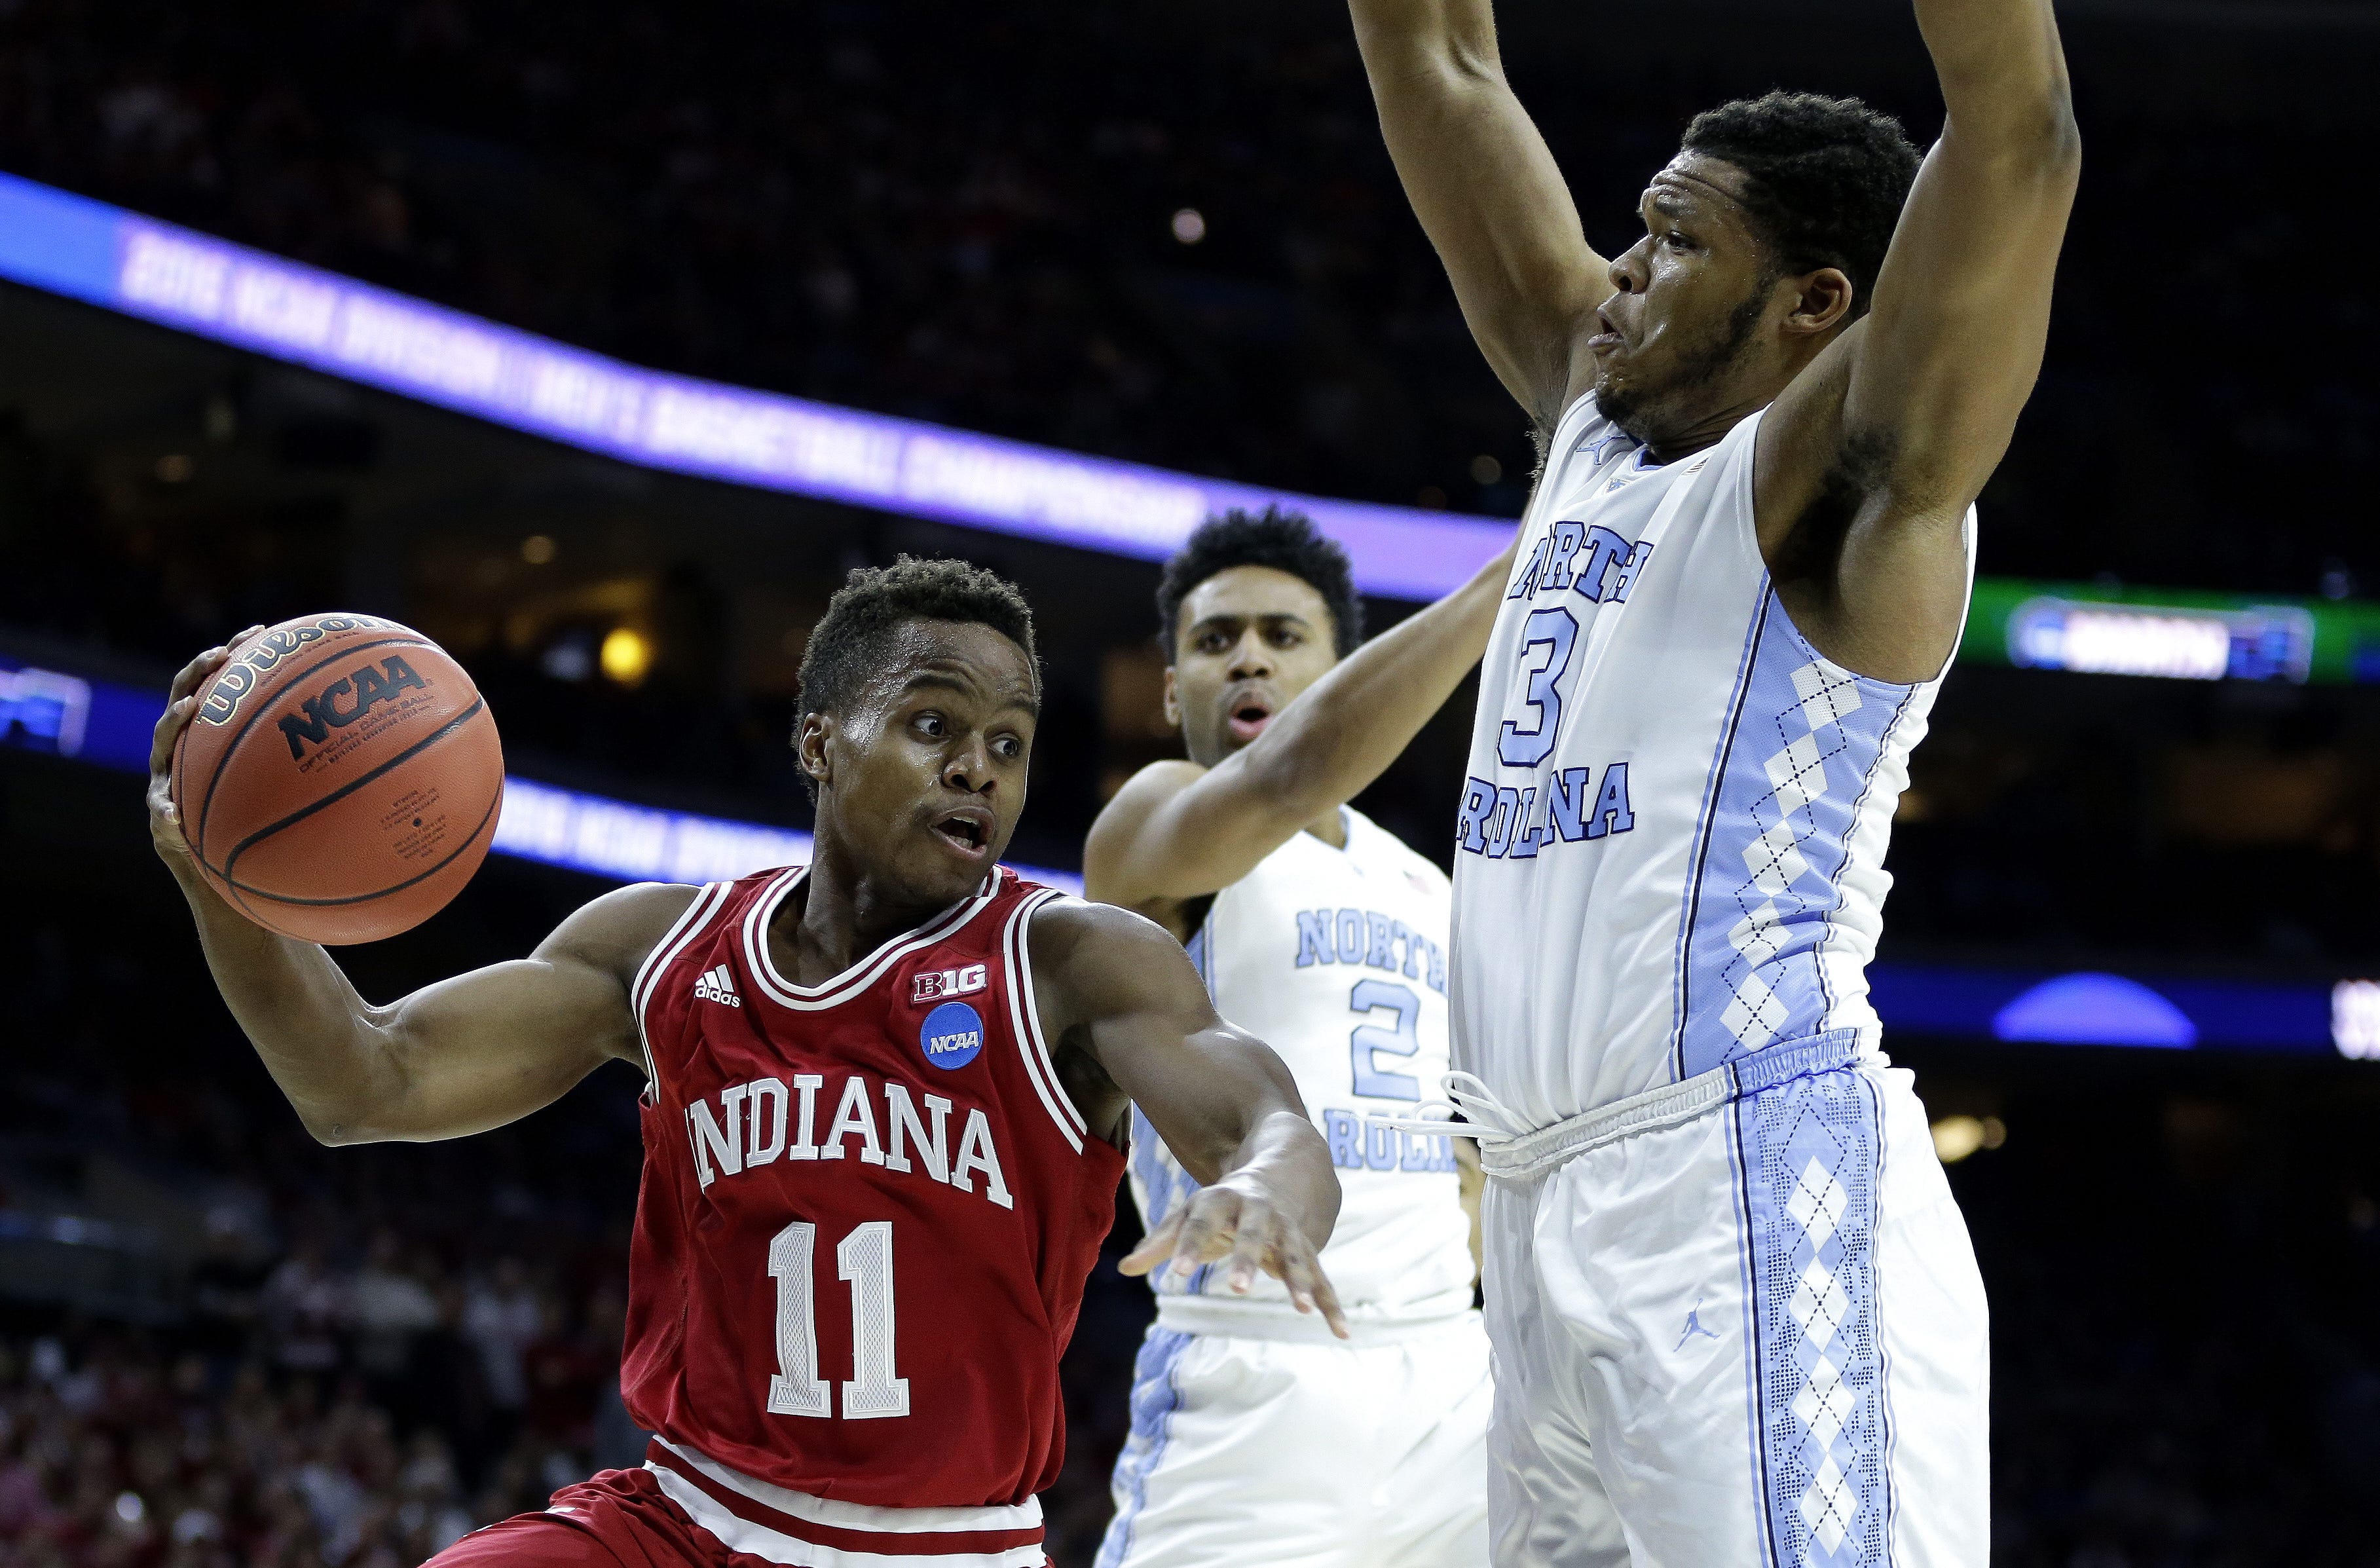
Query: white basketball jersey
1128 808 1475 1321
1449 396 1973 1127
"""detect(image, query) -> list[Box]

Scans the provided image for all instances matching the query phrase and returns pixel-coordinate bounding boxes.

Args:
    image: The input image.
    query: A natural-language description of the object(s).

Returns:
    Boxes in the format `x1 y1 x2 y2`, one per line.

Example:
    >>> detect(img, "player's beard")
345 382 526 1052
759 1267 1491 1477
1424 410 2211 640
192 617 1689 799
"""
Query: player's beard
1594 284 1770 448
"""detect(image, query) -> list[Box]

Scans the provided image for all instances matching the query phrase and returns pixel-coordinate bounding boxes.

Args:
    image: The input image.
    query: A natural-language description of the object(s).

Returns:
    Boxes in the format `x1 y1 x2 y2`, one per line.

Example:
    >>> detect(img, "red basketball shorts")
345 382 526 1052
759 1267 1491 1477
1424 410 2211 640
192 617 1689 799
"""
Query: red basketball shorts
428 1467 741 1568
427 1455 1052 1568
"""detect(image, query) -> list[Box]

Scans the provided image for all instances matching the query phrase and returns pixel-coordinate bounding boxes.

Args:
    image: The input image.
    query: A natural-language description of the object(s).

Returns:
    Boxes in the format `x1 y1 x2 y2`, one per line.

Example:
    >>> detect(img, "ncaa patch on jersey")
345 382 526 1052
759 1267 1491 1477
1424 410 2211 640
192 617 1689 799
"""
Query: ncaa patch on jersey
920 1001 985 1070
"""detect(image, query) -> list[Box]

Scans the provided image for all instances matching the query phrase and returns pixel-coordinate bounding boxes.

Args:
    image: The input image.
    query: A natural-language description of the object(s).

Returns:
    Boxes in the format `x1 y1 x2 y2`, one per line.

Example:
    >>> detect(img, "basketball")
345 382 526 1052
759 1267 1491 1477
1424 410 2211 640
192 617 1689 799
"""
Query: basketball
169 613 506 945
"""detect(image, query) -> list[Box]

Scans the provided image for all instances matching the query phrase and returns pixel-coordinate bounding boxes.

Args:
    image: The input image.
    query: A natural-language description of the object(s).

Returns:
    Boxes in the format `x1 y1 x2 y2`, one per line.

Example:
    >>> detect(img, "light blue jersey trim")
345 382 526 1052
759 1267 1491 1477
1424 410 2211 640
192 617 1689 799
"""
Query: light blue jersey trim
1096 1327 1195 1568
1677 592 1913 1079
1673 583 1771 1083
1726 1100 1782 1568
1741 1055 1891 1567
1864 1071 1905 1568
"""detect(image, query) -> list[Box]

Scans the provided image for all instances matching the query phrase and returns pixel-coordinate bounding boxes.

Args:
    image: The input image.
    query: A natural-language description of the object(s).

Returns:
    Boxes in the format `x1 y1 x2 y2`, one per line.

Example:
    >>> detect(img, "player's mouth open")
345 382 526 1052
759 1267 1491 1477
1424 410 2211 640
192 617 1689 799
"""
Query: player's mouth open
1227 700 1274 744
933 811 991 856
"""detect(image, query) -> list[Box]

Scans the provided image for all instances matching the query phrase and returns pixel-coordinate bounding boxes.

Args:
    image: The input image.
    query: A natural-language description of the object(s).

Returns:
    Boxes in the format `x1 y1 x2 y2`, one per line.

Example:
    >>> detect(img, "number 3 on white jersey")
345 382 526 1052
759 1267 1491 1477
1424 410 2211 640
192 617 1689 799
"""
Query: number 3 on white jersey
1498 608 1578 768
766 1219 910 1419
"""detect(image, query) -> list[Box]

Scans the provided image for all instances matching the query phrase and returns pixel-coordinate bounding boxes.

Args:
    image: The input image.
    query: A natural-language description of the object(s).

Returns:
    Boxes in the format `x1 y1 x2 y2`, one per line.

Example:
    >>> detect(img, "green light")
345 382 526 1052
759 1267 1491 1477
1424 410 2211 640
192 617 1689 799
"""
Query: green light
1961 578 2380 684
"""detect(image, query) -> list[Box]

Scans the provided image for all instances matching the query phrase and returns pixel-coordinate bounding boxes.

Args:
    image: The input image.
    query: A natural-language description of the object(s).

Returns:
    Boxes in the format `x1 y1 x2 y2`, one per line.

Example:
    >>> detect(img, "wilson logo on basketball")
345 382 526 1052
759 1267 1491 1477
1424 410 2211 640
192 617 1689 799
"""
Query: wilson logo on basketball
195 613 398 727
279 656 432 760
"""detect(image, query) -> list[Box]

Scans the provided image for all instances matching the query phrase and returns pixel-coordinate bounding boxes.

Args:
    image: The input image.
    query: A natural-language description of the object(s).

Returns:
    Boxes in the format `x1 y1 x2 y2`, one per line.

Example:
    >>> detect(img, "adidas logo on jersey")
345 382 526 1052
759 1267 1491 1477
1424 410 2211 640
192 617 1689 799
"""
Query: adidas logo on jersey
912 963 988 1004
692 965 741 1007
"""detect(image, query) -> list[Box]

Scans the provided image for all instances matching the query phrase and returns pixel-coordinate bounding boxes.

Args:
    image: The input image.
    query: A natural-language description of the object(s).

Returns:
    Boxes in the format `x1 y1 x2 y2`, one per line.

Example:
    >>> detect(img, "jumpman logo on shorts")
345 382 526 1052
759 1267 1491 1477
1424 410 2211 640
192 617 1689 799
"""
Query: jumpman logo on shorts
1675 1299 1721 1351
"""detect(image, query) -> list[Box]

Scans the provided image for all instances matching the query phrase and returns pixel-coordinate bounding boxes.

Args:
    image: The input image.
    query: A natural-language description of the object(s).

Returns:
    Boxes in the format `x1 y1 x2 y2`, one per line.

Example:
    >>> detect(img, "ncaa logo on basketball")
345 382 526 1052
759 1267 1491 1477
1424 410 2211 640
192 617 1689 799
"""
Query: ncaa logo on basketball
920 1001 984 1070
278 654 430 760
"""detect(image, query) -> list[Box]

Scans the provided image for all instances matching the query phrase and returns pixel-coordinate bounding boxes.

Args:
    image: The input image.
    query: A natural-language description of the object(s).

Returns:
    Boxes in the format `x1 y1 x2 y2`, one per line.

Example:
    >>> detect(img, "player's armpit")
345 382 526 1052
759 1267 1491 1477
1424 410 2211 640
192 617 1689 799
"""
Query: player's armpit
1755 0 2078 684
1030 899 1304 1166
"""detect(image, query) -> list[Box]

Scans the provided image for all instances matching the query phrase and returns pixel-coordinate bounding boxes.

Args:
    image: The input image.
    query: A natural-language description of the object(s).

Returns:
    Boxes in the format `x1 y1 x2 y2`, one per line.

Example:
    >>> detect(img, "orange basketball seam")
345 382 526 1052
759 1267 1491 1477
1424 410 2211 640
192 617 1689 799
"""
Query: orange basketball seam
218 697 491 885
192 633 428 872
217 786 505 911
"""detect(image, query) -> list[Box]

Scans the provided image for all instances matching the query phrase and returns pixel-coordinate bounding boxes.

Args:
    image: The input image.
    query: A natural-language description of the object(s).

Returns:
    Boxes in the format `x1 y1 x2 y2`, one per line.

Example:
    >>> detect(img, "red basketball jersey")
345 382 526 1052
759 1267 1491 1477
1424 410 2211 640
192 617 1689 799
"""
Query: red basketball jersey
619 865 1125 1518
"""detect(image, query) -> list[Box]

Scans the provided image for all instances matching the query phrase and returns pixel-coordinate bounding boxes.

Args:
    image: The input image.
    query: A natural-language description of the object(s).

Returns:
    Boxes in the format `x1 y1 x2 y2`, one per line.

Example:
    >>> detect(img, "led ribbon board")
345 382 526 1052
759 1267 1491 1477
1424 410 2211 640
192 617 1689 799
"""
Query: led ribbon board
15 175 2380 655
0 172 1510 602
1966 578 2380 684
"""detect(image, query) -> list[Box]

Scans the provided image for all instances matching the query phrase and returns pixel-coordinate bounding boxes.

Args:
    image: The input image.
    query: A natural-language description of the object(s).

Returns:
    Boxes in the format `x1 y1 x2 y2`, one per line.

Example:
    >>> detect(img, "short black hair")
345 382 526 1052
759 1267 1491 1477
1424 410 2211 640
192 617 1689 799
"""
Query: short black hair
1155 507 1364 662
1681 91 1921 321
794 555 1037 793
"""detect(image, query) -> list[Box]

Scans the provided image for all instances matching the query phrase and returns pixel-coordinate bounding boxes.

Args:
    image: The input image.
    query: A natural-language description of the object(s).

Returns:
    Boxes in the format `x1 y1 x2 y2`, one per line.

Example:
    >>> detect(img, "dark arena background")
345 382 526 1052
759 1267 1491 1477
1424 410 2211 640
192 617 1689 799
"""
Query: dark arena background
3 1 2379 1563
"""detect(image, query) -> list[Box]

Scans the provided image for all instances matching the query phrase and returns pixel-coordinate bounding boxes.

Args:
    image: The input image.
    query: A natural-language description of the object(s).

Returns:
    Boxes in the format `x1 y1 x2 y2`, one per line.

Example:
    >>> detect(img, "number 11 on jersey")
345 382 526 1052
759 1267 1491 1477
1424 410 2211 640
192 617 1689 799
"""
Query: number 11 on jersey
766 1219 910 1420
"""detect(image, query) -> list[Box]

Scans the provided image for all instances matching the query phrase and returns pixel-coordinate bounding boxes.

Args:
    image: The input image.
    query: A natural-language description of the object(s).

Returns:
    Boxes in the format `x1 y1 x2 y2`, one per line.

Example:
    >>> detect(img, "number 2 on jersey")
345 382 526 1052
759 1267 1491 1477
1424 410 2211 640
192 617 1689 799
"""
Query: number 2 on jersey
1498 607 1578 768
766 1220 910 1420
1348 979 1421 1101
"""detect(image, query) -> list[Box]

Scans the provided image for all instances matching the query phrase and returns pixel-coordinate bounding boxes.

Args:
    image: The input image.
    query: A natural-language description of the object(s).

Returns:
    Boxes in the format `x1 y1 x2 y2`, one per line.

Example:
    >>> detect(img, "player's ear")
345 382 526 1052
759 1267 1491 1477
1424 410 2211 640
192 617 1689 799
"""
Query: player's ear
797 711 835 792
1784 267 1855 338
1161 664 1181 728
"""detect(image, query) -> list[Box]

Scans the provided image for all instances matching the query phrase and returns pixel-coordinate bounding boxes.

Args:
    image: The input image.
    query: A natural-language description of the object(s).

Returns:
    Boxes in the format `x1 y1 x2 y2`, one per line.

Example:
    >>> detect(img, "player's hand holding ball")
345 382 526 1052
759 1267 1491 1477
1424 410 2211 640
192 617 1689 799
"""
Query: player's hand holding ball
149 614 505 944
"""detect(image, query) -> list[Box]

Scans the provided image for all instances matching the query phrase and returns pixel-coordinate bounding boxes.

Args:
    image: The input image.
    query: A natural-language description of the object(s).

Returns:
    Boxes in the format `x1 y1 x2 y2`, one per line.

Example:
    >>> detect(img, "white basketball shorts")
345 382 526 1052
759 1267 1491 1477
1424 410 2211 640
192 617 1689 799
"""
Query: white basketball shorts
1096 1307 1492 1568
1475 1031 1988 1568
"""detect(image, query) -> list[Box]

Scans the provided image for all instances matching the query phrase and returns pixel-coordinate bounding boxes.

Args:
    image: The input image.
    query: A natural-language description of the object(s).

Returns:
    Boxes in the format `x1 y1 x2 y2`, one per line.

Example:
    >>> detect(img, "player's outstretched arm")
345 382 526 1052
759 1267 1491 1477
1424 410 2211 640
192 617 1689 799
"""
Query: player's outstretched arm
148 639 694 1146
1348 0 1608 429
1086 534 1515 920
1031 900 1349 1337
1758 0 2080 682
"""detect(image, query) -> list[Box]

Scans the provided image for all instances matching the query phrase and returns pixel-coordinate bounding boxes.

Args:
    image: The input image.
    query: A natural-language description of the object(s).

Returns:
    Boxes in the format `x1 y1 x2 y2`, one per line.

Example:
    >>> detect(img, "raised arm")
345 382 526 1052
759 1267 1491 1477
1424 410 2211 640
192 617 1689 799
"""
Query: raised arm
1348 0 1609 428
1086 537 1514 925
1759 0 2079 681
148 639 690 1144
1032 901 1348 1336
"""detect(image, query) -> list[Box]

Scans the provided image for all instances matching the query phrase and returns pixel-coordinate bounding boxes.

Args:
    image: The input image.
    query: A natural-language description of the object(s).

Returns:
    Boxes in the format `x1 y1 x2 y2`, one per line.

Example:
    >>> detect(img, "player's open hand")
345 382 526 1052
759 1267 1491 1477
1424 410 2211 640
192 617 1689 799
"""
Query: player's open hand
1119 1176 1350 1339
147 630 262 865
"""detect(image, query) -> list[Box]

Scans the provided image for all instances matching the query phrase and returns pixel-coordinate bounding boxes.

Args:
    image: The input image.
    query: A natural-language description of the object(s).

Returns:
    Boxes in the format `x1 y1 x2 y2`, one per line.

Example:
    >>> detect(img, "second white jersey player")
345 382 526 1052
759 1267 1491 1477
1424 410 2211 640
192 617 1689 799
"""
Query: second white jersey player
1085 509 1512 1568
1105 808 1489 1568
1128 806 1474 1327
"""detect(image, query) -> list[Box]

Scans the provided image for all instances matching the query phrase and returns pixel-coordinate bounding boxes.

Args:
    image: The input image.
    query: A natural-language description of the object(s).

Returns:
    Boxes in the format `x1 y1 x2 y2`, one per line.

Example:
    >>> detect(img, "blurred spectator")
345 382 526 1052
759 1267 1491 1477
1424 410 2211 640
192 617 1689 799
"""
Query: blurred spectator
457 1261 536 1429
0 0 2366 594
519 1297 602 1456
260 1242 344 1375
348 1231 439 1387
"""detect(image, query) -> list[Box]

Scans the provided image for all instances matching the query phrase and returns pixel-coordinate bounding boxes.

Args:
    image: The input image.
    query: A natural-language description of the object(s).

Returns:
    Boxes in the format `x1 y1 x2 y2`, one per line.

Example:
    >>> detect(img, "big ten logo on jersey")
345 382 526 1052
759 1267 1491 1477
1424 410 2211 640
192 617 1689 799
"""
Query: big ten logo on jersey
911 962 988 1004
684 1072 1013 1208
1457 763 1635 861
1293 907 1446 994
1319 1111 1459 1176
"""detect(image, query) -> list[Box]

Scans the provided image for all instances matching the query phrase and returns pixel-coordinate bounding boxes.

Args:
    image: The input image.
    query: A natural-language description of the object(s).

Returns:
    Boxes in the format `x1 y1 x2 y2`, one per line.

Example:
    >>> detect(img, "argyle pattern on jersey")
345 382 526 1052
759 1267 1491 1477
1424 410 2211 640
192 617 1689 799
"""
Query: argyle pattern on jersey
1742 1064 1887 1568
1680 597 1900 1079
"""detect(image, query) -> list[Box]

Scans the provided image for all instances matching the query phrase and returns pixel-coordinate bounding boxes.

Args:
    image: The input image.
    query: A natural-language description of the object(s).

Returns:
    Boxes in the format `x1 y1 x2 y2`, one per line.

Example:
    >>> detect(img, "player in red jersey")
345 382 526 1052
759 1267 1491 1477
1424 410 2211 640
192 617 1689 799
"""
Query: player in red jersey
146 557 1348 1568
